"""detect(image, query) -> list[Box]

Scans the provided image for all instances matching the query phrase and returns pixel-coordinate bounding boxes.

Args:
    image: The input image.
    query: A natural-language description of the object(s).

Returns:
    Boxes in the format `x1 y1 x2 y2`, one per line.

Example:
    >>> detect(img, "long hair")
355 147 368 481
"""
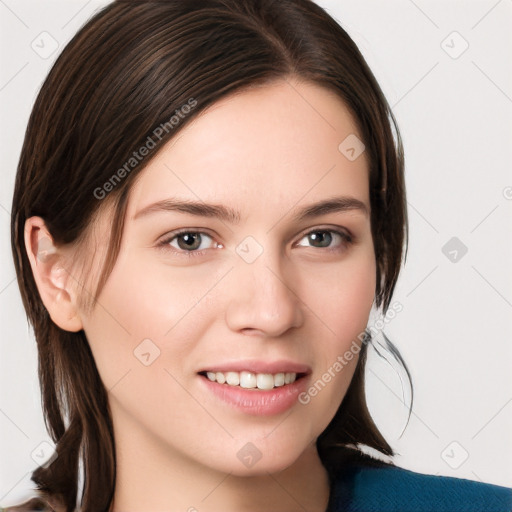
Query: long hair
10 1 410 510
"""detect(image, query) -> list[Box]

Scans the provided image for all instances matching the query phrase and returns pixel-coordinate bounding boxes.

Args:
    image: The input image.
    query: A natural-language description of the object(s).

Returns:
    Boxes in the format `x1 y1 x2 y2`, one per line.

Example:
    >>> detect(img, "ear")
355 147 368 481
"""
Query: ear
24 216 84 332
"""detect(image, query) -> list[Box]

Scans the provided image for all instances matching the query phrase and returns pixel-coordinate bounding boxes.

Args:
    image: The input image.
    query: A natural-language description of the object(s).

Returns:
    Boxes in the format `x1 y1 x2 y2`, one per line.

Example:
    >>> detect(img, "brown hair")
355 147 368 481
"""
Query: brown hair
10 0 410 510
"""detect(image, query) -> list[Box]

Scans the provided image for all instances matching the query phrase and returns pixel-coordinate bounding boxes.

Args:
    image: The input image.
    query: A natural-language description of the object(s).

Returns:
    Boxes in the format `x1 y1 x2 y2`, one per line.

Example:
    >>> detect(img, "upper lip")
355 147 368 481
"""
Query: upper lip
198 359 312 375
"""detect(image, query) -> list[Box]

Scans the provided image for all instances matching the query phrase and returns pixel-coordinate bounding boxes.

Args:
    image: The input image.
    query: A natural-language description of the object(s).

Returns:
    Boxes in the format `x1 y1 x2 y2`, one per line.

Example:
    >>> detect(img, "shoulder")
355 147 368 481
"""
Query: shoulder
0 496 63 512
329 460 512 512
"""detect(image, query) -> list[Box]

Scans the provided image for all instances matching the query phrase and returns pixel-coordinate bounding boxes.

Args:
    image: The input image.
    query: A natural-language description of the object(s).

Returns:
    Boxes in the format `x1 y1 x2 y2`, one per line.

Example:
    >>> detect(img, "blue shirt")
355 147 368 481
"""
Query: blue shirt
327 458 512 511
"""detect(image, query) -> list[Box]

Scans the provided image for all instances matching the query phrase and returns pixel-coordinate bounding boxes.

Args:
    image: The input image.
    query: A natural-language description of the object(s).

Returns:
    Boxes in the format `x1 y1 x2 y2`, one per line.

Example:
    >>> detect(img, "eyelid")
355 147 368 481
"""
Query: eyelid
294 224 353 244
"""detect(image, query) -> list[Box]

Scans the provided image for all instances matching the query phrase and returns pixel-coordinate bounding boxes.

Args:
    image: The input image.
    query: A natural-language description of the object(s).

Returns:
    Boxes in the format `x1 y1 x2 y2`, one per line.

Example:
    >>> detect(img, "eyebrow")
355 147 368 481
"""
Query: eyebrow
133 195 369 223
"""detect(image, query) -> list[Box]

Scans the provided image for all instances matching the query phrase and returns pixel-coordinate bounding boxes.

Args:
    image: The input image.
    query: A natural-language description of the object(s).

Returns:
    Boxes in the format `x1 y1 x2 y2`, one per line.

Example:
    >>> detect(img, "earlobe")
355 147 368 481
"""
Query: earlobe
24 216 83 333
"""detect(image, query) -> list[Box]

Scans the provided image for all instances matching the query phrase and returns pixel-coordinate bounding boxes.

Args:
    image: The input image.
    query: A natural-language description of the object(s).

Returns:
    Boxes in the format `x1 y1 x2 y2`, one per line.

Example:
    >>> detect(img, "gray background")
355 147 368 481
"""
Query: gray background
1 0 511 505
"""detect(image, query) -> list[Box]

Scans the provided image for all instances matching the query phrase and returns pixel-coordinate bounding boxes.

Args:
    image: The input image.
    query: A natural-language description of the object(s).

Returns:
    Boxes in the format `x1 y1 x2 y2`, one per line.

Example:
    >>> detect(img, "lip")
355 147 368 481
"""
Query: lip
197 360 312 416
197 359 312 375
199 372 310 416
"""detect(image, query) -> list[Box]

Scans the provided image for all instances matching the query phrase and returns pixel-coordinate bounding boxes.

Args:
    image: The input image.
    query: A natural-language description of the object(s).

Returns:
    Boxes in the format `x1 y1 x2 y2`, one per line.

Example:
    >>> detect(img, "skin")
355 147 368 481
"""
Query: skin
25 78 376 512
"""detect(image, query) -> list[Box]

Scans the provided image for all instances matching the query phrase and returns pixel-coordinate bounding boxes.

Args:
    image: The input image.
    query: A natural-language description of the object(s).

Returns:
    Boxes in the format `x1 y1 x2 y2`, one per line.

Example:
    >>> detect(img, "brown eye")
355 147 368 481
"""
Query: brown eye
175 233 203 251
160 231 219 255
296 229 351 250
307 231 333 248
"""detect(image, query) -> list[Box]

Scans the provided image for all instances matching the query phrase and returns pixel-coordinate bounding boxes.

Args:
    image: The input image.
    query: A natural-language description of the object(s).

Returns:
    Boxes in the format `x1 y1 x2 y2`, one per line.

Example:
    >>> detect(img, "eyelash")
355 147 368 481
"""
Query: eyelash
157 227 353 259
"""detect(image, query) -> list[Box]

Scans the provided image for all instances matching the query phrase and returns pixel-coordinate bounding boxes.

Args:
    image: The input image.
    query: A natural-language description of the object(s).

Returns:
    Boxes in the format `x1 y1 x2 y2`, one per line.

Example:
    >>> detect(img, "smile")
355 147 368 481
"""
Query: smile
202 370 301 390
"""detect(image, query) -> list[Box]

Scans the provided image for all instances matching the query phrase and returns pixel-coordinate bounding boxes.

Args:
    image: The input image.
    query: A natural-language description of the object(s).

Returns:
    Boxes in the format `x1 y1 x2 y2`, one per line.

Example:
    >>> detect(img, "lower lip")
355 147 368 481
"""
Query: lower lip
199 374 309 416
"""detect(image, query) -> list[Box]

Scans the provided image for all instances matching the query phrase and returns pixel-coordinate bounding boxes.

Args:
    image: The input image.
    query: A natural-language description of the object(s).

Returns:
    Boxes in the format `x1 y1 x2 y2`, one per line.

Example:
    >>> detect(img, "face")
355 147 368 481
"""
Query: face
77 79 376 476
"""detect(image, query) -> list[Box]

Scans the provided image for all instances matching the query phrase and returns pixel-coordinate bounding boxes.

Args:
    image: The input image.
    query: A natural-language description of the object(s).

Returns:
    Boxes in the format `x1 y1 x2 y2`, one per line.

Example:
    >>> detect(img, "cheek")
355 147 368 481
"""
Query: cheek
79 254 223 451
305 246 376 343
80 251 219 387
297 249 375 419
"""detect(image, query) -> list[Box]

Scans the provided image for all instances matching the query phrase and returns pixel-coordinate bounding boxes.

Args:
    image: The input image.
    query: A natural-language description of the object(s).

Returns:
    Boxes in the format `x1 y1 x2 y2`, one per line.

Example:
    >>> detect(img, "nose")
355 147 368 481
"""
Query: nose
225 254 304 338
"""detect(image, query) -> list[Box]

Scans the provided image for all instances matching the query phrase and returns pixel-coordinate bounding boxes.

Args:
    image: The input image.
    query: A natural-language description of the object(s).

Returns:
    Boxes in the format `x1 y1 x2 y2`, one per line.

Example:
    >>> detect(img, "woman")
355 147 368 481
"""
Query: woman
4 0 512 511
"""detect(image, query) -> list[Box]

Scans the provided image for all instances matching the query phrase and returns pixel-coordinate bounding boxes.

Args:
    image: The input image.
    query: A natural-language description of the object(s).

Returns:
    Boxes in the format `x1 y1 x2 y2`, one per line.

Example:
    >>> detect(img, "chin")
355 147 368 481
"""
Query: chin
228 435 312 477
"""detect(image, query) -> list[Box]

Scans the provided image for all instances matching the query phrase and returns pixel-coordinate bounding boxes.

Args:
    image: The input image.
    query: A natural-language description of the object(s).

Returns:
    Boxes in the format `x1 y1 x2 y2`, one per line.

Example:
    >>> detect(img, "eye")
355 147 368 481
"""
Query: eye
157 227 353 258
159 230 221 256
296 229 352 251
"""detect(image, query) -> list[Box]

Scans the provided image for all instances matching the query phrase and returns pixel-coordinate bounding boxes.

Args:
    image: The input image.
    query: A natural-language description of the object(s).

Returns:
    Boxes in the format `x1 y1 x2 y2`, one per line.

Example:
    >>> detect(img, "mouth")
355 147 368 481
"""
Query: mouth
198 370 309 391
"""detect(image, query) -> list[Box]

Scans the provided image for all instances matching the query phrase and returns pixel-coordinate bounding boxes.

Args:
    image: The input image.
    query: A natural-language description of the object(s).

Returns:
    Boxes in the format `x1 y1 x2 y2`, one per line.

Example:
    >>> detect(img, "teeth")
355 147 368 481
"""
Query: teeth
256 373 274 390
274 373 285 387
225 371 239 386
240 371 257 389
204 371 297 389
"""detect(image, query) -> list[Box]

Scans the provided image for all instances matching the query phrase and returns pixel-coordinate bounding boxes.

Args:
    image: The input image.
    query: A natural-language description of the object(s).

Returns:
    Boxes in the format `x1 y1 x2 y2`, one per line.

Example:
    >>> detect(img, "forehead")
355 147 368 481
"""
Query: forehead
127 79 369 220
